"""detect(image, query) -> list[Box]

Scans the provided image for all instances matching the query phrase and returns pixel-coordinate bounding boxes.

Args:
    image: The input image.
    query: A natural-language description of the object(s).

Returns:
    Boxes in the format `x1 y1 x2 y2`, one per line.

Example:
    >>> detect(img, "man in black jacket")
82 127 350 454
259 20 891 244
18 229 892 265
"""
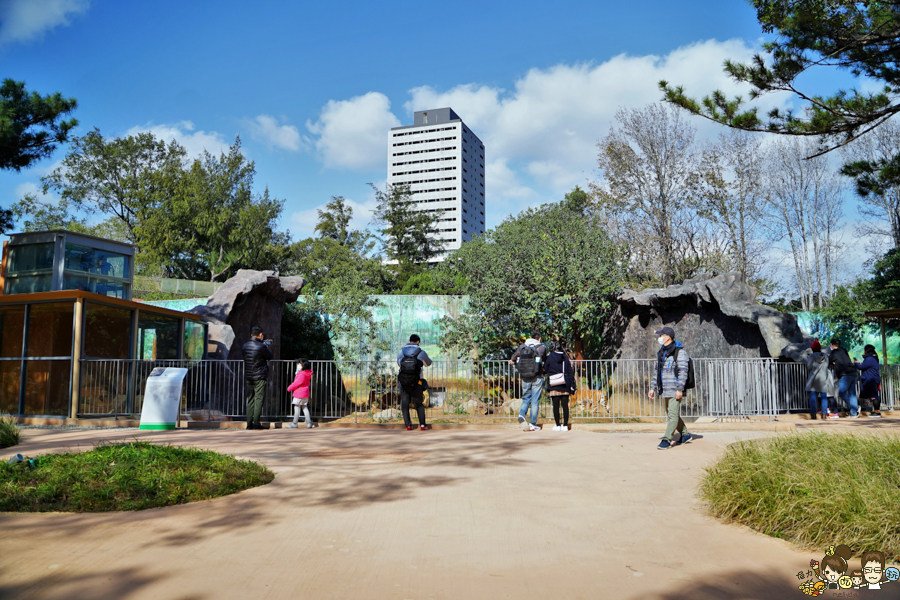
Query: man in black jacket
829 338 859 418
243 326 273 429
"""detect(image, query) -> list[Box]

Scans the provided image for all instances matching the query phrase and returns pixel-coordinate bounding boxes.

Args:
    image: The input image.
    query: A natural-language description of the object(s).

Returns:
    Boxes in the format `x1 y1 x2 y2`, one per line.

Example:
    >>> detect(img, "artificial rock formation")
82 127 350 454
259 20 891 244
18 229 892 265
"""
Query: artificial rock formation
189 269 306 361
603 272 812 360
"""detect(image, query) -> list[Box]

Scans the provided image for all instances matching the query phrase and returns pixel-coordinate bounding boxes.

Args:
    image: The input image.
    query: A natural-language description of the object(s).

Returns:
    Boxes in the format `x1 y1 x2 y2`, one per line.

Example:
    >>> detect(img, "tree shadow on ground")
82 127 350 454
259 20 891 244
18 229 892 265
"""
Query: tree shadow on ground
0 429 557 549
637 568 833 600
0 565 206 600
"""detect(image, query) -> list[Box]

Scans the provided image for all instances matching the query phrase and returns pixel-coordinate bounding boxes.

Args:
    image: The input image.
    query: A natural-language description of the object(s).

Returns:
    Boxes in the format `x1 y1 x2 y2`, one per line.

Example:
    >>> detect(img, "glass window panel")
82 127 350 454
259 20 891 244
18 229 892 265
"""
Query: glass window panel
183 321 206 361
64 243 131 279
137 313 180 360
83 303 132 359
0 305 25 358
7 243 54 275
27 302 74 358
62 274 128 299
23 360 70 415
0 361 21 414
5 274 52 295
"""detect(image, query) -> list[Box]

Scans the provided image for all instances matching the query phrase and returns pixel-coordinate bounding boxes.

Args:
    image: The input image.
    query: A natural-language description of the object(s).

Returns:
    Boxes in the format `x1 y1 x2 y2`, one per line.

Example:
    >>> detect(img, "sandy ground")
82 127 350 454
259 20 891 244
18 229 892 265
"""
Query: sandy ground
1 426 898 600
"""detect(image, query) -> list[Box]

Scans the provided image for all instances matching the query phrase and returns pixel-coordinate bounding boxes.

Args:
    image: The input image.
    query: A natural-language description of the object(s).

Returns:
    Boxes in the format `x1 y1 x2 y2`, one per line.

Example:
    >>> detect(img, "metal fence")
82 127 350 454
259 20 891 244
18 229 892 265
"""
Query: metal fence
75 357 900 423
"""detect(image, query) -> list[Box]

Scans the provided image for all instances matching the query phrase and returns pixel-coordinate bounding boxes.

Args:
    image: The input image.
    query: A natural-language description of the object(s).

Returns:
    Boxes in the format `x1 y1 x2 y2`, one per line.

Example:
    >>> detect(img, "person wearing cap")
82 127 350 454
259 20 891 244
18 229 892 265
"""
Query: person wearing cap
648 326 692 450
242 326 274 430
397 334 433 430
805 340 831 419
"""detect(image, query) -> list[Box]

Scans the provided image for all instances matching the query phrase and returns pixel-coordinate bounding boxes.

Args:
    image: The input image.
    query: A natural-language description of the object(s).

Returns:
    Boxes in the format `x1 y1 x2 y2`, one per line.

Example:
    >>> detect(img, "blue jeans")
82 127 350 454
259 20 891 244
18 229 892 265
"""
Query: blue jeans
809 391 827 416
519 377 543 425
838 375 859 416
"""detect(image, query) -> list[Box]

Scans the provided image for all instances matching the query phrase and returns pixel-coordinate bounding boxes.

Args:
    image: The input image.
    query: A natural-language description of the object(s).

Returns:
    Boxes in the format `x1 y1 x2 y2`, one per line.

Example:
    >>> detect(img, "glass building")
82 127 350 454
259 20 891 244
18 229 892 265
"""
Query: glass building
1 230 134 299
0 231 208 418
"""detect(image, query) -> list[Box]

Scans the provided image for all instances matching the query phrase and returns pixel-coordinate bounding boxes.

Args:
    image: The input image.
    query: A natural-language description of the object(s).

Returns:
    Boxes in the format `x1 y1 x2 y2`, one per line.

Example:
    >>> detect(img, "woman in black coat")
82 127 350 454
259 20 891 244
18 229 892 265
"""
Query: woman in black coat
855 345 882 417
544 340 576 431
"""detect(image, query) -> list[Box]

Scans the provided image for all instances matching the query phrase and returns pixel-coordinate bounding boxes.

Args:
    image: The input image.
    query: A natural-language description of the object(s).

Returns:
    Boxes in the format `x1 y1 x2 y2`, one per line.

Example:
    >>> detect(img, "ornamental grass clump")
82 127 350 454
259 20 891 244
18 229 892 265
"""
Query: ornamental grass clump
0 416 21 449
0 441 273 512
701 432 900 556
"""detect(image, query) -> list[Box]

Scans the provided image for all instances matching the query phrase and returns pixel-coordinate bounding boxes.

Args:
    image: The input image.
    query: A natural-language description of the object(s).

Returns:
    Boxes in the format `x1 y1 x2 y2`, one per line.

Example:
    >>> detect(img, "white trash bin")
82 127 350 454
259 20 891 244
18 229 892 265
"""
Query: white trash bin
139 367 188 430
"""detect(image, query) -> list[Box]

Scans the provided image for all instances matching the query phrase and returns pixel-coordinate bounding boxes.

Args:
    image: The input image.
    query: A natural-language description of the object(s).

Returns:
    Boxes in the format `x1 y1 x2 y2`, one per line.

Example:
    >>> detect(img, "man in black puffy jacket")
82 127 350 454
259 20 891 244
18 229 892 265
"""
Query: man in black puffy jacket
242 326 273 429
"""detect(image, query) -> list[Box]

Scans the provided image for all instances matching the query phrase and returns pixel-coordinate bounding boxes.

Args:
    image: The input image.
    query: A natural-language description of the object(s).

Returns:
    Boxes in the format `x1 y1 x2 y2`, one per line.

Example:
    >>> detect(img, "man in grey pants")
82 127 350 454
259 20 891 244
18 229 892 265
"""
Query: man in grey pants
648 326 693 450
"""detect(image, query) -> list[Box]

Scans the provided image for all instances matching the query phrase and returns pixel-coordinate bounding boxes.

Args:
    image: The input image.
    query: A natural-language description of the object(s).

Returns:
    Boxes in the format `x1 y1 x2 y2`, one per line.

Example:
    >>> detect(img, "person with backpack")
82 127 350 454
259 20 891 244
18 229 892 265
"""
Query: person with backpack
508 331 547 431
545 340 576 431
829 339 860 418
397 334 433 431
648 326 694 450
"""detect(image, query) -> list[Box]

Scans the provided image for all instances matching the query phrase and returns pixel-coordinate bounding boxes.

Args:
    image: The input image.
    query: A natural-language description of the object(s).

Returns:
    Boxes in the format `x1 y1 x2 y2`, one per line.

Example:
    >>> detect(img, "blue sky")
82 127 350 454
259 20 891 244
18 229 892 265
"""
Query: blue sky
0 0 867 266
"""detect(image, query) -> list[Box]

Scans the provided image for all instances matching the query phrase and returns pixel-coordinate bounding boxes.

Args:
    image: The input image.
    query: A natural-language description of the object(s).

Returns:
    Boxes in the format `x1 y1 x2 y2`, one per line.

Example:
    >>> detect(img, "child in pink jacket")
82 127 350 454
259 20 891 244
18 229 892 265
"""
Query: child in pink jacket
286 359 313 428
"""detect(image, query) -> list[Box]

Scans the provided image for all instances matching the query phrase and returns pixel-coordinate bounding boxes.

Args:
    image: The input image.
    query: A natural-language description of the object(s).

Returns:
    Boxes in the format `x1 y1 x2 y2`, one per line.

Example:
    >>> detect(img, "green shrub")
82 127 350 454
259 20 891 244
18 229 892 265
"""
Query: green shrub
701 432 900 555
0 441 273 512
0 416 21 449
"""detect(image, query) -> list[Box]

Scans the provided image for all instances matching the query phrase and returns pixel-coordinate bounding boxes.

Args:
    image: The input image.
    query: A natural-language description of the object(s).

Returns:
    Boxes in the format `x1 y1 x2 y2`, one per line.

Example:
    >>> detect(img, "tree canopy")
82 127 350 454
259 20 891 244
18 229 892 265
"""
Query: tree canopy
438 193 624 359
42 128 186 244
0 79 78 172
138 139 291 281
660 1 900 157
33 131 291 281
371 183 444 264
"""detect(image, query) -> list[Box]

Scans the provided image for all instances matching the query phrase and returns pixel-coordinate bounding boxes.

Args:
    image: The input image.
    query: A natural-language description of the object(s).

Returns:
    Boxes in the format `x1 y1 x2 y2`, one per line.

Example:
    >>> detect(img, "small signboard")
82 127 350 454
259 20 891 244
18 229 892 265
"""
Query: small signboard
139 367 188 430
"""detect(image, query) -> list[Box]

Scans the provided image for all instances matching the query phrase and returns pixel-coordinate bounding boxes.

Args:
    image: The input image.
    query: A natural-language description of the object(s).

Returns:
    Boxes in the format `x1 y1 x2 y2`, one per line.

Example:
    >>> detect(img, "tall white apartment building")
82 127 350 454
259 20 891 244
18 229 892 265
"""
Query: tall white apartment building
387 107 485 257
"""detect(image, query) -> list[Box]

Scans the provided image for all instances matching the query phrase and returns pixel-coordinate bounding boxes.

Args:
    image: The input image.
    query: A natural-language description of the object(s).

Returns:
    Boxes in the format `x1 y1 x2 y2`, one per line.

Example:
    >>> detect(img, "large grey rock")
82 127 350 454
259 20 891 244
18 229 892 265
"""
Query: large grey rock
189 269 306 361
604 272 813 360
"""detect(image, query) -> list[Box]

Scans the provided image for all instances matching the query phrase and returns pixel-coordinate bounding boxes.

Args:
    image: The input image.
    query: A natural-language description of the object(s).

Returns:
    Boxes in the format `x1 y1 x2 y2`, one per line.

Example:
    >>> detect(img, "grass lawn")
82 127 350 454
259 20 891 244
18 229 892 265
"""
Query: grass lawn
0 441 273 512
701 432 900 556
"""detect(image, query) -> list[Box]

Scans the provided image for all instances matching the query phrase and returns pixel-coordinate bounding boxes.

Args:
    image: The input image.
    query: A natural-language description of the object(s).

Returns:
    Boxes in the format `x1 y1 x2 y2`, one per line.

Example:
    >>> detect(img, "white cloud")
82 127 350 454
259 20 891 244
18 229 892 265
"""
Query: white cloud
244 114 303 151
303 39 794 209
487 159 535 200
306 92 401 171
125 121 230 159
288 195 378 241
0 0 89 45
404 39 788 198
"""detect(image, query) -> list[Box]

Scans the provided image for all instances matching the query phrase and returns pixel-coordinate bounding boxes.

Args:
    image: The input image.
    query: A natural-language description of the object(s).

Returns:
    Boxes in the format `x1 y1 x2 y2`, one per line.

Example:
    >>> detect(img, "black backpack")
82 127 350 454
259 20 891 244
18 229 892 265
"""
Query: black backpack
674 347 695 390
398 348 422 391
516 344 539 381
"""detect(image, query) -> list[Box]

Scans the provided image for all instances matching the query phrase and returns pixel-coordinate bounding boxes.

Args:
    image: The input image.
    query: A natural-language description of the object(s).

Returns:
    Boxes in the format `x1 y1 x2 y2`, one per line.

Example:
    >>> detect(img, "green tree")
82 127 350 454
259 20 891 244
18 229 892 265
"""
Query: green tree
867 246 900 309
41 128 186 244
314 195 370 249
370 183 444 287
296 271 389 362
438 194 624 359
10 194 131 241
11 194 87 232
660 1 900 156
0 79 78 172
139 139 290 281
287 236 393 293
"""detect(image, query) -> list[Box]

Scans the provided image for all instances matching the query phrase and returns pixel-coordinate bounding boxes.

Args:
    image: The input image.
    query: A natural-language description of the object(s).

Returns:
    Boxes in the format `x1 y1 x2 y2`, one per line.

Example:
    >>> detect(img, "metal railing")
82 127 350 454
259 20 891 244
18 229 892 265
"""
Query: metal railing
77 357 897 423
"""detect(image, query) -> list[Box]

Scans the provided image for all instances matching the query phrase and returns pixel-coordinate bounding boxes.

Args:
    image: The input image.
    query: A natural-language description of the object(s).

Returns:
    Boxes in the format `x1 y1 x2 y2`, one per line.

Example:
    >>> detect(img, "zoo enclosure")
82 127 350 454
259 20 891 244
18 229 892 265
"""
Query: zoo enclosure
75 358 900 422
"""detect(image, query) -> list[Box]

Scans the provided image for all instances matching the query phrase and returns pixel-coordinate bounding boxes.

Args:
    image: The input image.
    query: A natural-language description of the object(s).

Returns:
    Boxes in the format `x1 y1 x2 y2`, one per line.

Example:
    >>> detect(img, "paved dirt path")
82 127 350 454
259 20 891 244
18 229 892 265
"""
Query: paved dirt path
0 428 891 600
